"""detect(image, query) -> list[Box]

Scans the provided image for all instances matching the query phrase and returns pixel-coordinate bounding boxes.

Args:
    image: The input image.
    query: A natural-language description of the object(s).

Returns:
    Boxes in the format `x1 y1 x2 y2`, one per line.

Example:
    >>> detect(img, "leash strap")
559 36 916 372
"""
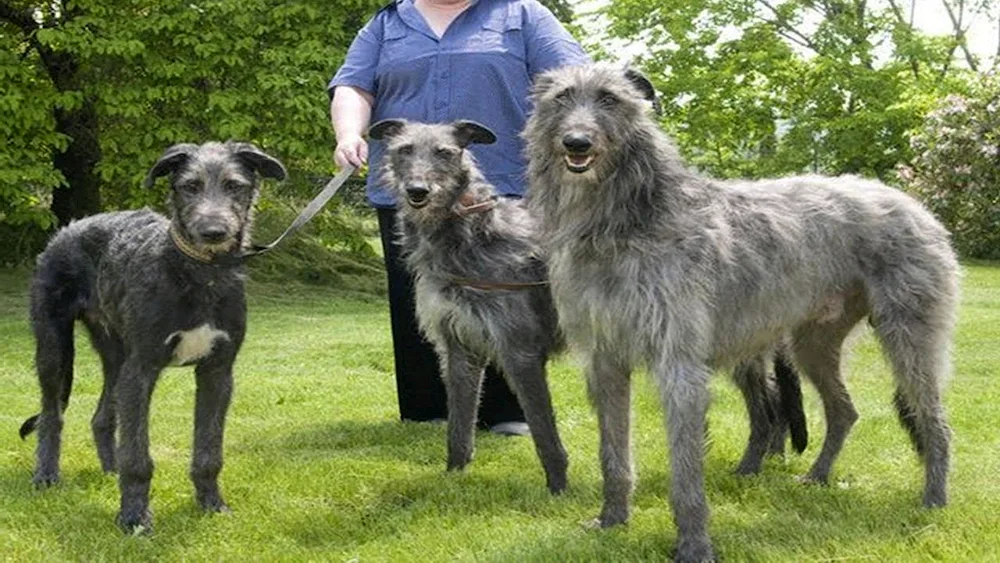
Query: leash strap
450 277 550 291
239 165 357 259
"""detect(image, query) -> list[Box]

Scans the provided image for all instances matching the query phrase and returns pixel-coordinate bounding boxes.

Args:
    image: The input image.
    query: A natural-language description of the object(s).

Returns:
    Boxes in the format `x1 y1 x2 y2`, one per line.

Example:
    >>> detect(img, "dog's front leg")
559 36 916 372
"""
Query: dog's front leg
656 359 714 563
442 338 486 471
587 351 633 528
114 356 159 534
191 355 234 513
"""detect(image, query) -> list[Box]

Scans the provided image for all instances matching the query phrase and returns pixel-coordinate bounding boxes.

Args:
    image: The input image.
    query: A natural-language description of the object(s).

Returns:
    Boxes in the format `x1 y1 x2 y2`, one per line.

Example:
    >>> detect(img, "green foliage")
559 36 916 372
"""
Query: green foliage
602 0 987 181
0 0 385 270
901 73 1000 259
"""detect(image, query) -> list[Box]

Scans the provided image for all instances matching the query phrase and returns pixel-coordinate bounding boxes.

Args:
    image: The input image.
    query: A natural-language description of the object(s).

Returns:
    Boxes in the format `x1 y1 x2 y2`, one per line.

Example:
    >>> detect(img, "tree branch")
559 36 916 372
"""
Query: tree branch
885 0 920 78
757 0 822 54
940 0 979 71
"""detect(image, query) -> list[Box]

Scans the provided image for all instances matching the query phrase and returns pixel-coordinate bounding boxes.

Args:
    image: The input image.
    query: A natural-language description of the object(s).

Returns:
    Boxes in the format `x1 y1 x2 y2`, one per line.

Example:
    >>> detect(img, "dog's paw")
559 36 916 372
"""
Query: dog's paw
673 537 716 563
589 508 628 529
199 495 231 514
733 461 762 476
32 470 60 489
117 509 153 536
546 475 567 495
797 472 829 486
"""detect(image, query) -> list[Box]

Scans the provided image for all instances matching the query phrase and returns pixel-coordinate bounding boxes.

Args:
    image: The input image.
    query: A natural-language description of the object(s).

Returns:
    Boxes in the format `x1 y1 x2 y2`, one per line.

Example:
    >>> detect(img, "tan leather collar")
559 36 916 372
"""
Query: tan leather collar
169 223 214 263
451 192 498 217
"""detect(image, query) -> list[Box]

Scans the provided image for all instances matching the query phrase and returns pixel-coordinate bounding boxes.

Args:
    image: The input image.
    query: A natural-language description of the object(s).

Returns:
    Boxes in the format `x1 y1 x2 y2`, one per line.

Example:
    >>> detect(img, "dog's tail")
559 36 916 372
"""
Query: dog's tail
20 262 81 440
774 352 808 454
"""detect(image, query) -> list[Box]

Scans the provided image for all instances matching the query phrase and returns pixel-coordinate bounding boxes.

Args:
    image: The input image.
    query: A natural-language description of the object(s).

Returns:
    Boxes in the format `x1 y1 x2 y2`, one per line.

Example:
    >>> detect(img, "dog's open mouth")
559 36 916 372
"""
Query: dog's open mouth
564 153 595 173
407 194 430 209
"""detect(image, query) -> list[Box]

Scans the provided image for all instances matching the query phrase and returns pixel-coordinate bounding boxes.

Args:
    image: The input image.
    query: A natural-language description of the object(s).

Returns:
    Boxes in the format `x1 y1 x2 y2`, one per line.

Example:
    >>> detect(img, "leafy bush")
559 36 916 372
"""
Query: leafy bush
900 74 1000 259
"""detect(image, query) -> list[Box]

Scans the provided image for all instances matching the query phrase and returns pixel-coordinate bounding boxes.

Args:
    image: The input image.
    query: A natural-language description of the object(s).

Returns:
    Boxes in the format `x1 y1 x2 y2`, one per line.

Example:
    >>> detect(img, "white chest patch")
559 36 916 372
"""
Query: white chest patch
165 324 230 366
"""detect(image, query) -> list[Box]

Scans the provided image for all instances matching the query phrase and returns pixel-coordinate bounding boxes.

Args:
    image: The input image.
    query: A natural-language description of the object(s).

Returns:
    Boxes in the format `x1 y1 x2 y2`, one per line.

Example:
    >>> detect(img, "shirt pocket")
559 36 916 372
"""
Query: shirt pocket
474 8 526 62
377 18 412 70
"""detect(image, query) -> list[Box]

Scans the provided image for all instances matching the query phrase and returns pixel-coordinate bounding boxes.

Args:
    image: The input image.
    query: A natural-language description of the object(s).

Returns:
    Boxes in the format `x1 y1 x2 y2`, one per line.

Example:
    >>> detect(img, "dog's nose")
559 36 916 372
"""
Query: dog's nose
406 185 430 199
562 134 592 154
199 226 228 243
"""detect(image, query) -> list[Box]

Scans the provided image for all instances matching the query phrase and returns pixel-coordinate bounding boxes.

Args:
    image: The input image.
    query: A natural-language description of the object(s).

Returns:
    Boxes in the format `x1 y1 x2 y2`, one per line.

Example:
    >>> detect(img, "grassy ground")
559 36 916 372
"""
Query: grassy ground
0 264 998 562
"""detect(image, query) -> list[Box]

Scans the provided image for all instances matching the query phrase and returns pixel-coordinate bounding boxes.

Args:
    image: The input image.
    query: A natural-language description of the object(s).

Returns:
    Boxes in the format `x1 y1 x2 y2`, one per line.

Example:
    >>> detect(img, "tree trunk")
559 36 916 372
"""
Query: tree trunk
50 97 101 224
39 45 102 225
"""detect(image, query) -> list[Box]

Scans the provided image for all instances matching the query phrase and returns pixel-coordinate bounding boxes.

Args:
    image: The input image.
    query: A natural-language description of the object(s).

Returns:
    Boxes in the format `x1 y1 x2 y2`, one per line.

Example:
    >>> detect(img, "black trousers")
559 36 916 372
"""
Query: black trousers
376 208 525 426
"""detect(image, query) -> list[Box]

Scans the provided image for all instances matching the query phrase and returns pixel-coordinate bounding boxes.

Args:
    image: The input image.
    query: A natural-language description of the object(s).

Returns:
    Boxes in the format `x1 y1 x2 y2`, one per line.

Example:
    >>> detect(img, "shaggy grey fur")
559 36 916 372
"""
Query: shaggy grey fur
525 63 959 562
20 142 286 534
368 118 569 492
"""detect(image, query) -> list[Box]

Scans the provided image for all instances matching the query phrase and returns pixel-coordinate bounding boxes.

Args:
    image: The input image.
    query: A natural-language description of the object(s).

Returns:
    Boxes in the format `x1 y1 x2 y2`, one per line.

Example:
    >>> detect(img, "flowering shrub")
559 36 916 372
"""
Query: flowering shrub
901 74 1000 259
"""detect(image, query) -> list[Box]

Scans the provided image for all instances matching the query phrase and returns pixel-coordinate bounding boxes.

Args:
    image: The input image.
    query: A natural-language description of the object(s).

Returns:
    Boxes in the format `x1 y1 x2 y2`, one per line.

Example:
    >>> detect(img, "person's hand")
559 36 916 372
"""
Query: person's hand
334 134 368 170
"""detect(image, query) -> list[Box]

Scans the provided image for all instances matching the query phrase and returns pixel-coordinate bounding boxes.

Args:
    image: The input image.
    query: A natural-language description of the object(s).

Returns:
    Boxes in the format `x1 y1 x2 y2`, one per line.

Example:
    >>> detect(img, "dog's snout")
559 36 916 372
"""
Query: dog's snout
198 225 228 243
406 184 430 199
562 134 593 154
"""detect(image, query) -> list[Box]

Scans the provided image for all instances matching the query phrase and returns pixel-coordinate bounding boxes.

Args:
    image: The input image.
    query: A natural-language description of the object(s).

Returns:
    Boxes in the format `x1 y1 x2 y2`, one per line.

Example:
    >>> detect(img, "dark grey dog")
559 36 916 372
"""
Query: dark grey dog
368 118 569 492
368 118 807 494
525 64 958 562
20 142 285 533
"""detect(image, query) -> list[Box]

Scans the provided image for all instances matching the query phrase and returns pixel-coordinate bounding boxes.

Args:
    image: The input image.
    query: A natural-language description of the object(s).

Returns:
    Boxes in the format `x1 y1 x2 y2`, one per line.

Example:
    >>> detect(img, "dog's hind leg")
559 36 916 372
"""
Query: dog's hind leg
30 314 75 488
88 326 124 473
732 354 776 475
498 353 568 494
587 351 633 528
442 339 486 471
192 356 235 513
872 310 952 507
791 309 865 485
115 356 159 533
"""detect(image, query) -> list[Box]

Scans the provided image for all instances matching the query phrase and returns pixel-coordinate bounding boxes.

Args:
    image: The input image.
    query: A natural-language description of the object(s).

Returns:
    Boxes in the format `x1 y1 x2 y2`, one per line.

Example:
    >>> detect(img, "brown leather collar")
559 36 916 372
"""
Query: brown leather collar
450 277 550 291
169 223 215 263
451 192 498 217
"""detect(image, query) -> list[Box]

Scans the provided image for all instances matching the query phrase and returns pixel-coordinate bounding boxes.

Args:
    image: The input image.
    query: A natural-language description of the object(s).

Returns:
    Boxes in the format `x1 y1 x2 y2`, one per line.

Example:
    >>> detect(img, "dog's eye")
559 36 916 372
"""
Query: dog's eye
397 144 414 156
435 147 459 159
554 88 573 103
178 182 201 194
597 91 619 107
224 181 248 192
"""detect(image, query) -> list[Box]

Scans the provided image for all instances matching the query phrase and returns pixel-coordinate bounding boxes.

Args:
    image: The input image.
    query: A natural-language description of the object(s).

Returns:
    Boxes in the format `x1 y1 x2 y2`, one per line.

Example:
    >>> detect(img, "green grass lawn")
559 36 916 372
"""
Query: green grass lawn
1 264 998 562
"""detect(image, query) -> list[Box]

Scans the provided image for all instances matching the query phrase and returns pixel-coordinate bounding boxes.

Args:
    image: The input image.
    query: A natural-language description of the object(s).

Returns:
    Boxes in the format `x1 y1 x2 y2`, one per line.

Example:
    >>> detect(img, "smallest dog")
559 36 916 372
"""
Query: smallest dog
20 142 285 533
369 118 569 492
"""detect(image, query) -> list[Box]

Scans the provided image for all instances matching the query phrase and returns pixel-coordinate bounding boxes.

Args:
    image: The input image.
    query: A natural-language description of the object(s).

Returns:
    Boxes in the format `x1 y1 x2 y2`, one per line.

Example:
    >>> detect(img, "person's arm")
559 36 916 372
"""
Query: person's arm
331 86 374 169
328 15 382 169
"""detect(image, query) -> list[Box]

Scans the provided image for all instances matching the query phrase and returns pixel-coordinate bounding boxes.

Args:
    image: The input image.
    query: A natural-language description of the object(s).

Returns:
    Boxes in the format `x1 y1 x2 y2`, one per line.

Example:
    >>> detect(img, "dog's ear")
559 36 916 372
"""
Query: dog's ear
452 121 496 147
232 143 287 181
144 143 199 188
623 68 662 116
368 119 407 141
531 71 558 100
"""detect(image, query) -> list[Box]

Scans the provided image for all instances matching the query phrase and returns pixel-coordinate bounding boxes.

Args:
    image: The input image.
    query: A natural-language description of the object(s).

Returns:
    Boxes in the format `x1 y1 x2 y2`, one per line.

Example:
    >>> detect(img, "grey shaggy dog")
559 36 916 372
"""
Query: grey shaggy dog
20 142 286 533
524 64 959 562
368 118 569 492
368 118 807 494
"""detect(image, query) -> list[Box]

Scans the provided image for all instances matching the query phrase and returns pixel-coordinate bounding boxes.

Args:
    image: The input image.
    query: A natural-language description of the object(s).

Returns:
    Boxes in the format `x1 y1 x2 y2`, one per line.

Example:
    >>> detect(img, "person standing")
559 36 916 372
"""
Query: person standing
328 0 589 434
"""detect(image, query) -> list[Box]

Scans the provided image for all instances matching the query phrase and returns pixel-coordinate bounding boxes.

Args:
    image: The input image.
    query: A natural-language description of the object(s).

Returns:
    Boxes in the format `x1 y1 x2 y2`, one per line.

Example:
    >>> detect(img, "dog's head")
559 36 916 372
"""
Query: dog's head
525 64 659 180
144 142 286 256
369 119 496 226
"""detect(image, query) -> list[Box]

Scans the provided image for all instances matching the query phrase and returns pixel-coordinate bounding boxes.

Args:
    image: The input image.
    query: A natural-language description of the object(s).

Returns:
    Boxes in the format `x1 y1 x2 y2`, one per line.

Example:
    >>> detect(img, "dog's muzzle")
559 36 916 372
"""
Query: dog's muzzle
562 134 596 173
405 185 431 208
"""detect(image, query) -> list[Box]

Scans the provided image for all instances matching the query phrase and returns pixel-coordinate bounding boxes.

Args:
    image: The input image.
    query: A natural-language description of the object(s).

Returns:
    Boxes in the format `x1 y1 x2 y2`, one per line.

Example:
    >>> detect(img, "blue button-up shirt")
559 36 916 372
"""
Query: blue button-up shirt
329 0 590 208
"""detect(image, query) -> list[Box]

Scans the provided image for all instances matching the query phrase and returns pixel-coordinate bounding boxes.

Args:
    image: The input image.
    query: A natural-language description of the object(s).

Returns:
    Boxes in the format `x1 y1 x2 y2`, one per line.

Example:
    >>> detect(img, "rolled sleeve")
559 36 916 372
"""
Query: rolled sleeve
523 1 590 77
328 21 382 98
